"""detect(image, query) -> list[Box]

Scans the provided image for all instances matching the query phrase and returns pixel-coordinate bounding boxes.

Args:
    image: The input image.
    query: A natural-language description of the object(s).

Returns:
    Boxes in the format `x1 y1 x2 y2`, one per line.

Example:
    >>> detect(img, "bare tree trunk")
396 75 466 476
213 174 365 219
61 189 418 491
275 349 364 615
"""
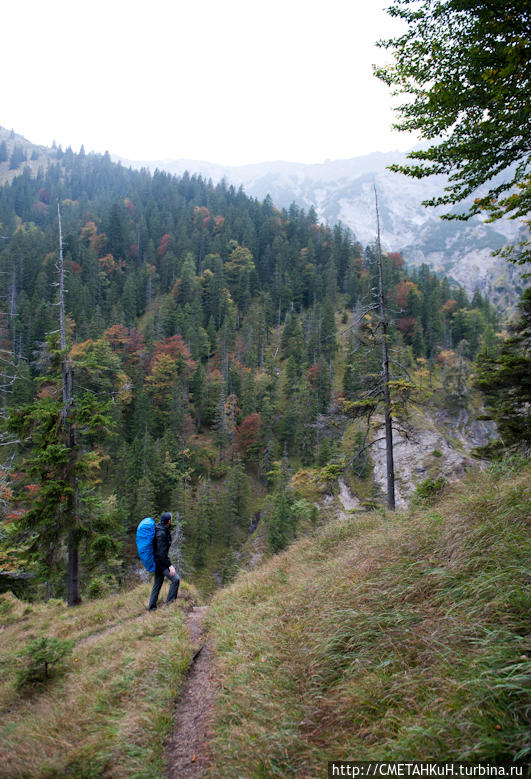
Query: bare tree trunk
67 529 81 606
9 266 17 359
66 422 81 605
374 184 396 510
274 299 282 358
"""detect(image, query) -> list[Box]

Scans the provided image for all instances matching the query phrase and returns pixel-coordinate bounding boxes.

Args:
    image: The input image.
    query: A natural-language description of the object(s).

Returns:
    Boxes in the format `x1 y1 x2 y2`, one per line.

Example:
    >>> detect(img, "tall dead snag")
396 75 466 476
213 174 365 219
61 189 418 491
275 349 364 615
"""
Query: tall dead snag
57 203 81 605
374 183 396 510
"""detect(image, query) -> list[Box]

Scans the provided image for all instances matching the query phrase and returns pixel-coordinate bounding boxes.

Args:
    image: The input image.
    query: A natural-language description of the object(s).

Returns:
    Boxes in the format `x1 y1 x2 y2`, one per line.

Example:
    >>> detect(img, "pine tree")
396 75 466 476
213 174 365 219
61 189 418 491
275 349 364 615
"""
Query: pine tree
343 332 362 399
190 362 206 431
213 385 229 459
267 456 294 553
193 500 210 568
321 299 337 361
225 458 248 545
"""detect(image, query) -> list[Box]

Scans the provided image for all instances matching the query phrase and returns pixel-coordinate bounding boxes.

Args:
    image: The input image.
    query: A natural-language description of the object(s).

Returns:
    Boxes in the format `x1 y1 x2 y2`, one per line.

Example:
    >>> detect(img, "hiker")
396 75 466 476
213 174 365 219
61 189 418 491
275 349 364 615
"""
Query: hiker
148 512 180 610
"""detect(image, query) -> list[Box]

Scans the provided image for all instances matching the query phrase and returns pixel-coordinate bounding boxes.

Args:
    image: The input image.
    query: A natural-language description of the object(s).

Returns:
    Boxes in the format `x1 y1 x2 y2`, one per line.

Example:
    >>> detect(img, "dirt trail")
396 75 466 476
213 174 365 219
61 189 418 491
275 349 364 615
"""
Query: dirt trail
75 593 198 650
165 605 215 778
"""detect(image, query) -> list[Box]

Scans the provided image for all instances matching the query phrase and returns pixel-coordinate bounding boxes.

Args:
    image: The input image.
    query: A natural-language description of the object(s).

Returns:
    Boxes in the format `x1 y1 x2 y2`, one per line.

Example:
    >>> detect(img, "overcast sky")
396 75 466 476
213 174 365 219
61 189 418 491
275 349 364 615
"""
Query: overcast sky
2 0 417 166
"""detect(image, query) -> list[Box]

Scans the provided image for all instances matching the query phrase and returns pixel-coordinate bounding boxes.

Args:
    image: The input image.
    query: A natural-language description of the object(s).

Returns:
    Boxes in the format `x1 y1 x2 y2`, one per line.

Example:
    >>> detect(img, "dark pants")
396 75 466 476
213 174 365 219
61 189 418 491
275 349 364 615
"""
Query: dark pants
148 568 180 610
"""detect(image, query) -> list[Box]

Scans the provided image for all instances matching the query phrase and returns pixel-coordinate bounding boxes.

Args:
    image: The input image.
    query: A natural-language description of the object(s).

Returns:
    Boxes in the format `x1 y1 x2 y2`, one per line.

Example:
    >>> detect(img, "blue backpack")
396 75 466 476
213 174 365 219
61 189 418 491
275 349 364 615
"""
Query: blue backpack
136 517 156 572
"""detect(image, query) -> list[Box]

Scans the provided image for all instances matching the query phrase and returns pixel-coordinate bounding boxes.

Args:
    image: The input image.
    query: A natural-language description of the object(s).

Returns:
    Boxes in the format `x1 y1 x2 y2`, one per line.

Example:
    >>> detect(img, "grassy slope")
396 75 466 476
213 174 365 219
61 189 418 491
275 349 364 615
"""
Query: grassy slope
0 581 200 778
207 460 531 778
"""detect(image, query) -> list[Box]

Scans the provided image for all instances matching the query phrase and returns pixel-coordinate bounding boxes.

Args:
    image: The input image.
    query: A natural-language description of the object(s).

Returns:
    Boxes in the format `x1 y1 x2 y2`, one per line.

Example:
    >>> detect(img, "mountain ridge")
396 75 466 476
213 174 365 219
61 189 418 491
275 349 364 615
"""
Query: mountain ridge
0 125 526 306
114 149 528 305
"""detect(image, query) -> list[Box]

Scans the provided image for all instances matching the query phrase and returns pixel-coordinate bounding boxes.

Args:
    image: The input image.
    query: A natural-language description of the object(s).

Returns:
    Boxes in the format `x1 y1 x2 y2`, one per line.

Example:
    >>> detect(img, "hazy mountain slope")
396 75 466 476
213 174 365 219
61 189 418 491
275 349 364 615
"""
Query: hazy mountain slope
0 124 525 304
117 150 527 304
0 127 55 186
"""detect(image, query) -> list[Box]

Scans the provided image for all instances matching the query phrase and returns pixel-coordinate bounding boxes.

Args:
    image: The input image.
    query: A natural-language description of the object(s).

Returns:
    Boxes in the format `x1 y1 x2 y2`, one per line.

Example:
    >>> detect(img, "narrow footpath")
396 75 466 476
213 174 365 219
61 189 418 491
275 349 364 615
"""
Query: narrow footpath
165 605 215 778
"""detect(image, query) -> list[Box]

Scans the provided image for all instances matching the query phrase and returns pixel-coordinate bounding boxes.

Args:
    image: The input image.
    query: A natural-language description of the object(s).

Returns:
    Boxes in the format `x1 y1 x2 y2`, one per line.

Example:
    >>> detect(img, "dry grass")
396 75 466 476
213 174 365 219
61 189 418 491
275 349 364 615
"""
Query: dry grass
0 581 200 778
207 460 531 778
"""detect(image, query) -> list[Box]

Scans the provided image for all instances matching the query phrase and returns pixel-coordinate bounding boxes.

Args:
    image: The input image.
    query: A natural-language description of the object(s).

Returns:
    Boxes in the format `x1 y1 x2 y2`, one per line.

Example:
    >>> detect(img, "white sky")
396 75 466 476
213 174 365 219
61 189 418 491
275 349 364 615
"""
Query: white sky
2 0 416 166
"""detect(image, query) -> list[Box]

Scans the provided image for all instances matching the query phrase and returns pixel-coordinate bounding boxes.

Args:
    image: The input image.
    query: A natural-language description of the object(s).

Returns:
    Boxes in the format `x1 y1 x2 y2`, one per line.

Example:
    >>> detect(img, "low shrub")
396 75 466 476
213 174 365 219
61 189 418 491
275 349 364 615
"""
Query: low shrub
14 636 74 689
414 476 446 504
86 575 116 599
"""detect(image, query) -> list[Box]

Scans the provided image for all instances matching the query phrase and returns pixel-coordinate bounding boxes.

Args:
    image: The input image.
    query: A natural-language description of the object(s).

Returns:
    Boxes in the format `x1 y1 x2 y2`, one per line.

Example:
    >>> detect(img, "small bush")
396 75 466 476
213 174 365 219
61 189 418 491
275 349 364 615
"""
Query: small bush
47 598 66 608
486 451 530 478
414 476 446 504
220 551 239 585
86 575 115 599
14 636 75 689
0 591 17 615
0 591 29 623
318 463 343 483
432 449 442 457
210 464 228 480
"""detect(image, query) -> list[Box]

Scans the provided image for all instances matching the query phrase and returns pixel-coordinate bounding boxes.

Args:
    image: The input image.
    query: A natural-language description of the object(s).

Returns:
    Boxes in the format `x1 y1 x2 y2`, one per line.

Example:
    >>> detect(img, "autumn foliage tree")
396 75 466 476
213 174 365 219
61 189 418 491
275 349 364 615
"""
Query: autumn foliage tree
237 412 262 464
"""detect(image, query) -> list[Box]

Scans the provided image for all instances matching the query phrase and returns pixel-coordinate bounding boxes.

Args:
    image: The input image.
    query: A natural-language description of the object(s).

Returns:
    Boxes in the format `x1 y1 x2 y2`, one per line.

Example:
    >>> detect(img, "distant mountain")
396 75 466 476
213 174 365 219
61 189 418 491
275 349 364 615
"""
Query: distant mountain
0 126 525 305
115 151 527 306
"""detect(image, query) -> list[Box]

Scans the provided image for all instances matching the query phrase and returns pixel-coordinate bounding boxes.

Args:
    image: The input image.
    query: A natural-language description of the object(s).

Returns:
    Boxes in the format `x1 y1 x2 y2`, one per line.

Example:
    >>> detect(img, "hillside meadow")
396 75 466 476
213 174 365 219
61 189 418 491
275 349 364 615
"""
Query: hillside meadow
207 459 530 777
0 460 528 778
0 582 200 778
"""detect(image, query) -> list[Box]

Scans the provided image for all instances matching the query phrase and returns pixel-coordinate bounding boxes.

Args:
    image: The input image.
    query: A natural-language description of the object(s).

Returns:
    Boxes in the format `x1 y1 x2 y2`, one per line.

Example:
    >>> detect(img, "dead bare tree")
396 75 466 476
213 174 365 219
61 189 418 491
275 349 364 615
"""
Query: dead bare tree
57 203 81 605
374 183 396 510
340 186 406 509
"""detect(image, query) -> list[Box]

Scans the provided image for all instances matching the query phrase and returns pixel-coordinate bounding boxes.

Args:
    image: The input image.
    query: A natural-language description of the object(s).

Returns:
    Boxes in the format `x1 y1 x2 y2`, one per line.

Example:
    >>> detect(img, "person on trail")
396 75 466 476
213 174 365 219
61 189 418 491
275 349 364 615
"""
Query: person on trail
148 512 180 611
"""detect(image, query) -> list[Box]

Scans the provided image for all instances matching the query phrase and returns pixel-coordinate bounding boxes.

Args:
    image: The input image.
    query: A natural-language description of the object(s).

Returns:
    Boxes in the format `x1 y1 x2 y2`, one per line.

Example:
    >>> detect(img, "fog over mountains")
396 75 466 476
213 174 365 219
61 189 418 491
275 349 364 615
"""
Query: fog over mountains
116 150 527 305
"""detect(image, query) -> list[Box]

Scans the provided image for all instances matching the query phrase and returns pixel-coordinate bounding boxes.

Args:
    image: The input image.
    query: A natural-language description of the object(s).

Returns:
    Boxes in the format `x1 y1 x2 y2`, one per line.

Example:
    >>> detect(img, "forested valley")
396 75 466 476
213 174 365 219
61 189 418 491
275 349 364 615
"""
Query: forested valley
0 143 501 602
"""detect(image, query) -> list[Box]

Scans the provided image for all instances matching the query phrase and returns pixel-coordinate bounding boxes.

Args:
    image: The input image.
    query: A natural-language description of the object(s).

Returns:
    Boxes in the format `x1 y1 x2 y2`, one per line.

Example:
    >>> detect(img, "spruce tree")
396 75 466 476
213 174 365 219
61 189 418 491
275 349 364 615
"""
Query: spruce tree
7 336 119 603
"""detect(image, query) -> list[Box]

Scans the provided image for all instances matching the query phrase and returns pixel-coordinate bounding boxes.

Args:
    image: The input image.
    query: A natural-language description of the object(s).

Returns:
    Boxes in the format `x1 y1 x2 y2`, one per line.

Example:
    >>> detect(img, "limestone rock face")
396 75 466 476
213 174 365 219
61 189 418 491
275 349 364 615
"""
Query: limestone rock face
370 408 495 509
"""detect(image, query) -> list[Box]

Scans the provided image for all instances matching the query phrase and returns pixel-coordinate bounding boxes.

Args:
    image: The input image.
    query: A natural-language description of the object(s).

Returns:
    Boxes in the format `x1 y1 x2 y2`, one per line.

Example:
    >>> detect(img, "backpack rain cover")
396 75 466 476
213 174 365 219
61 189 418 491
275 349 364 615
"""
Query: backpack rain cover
136 517 156 572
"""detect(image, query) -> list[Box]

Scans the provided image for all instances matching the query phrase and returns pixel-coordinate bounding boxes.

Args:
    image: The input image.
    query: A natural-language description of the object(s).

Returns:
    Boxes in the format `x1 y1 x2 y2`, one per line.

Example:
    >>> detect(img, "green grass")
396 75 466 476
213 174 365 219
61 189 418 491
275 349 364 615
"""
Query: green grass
0 581 200 778
1 462 529 777
207 461 531 777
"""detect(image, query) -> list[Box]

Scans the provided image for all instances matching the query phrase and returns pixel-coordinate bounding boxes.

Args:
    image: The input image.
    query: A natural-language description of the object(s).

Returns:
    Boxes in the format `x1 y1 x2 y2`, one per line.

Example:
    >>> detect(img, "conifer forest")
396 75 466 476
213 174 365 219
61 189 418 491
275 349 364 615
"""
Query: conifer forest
0 147 502 601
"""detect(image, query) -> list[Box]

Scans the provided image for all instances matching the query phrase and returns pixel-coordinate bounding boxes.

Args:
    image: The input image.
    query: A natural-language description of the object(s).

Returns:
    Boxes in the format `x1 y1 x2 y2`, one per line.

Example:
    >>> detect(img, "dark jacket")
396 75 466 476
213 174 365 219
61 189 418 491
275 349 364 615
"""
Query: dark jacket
154 523 172 572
